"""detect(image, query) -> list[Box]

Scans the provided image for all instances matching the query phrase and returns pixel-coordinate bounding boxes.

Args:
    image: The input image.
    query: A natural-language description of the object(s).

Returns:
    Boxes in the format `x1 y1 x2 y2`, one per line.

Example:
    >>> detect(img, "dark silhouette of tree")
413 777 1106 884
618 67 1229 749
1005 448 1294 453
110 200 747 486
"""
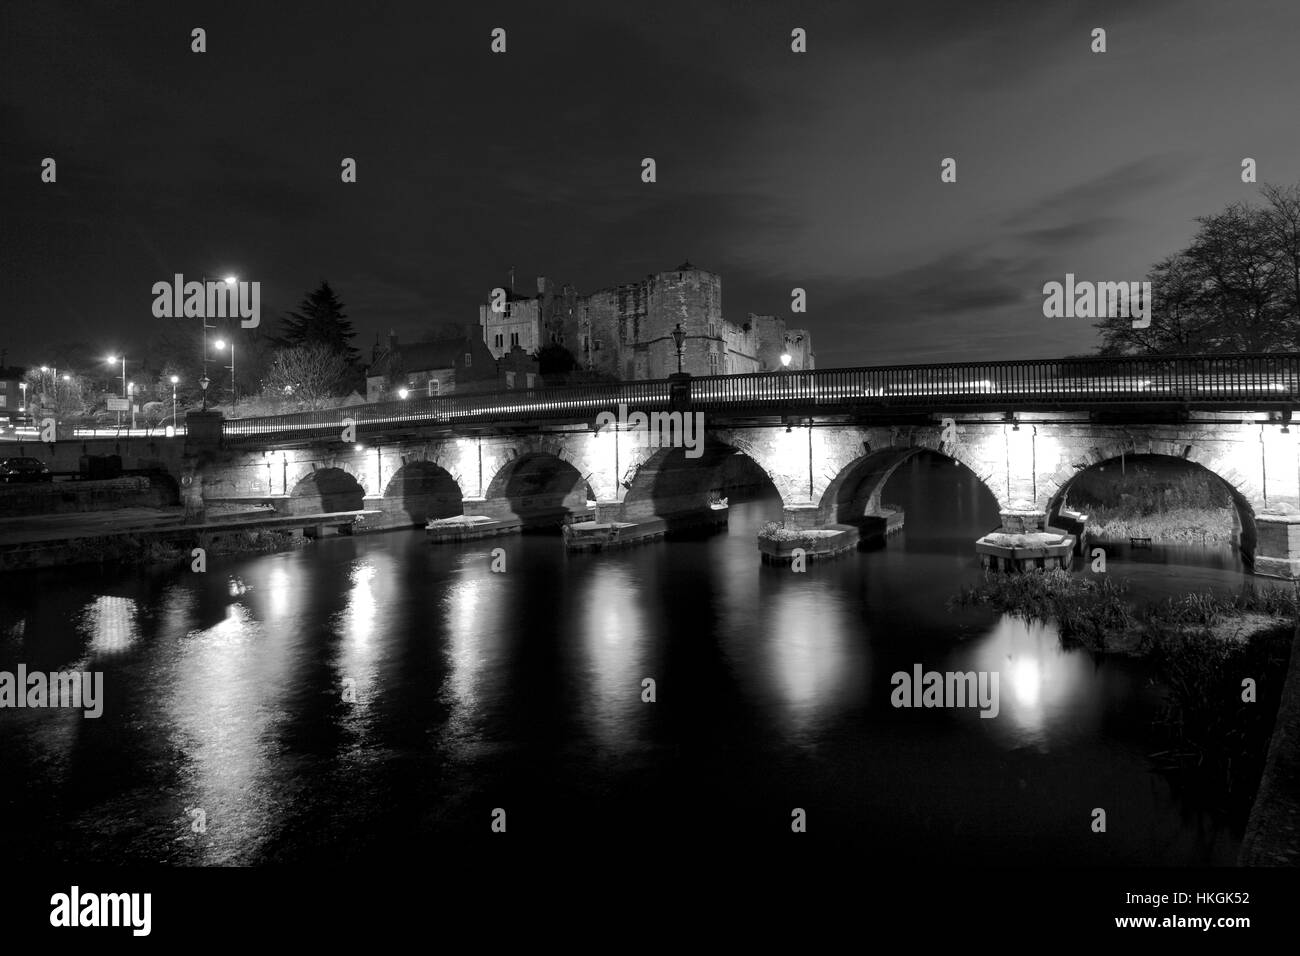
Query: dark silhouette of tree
277 281 359 362
264 343 353 409
536 343 578 376
1097 186 1299 354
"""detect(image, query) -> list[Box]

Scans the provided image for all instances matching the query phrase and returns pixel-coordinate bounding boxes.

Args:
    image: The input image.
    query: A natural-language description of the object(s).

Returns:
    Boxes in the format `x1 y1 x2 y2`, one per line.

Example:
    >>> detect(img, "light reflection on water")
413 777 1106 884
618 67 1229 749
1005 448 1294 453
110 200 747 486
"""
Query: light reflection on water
0 462 1255 865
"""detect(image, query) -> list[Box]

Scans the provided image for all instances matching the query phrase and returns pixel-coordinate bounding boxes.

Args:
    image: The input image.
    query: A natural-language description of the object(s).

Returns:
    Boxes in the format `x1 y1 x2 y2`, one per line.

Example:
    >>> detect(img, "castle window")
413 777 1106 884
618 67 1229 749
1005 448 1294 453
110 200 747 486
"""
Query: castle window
465 353 472 367
511 332 520 347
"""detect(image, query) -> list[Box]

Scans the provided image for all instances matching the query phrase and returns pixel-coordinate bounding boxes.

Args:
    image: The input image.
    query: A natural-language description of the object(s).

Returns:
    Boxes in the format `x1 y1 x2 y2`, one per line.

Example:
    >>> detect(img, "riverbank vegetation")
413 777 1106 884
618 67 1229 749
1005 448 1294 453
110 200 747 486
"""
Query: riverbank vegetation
63 528 308 569
1066 459 1237 544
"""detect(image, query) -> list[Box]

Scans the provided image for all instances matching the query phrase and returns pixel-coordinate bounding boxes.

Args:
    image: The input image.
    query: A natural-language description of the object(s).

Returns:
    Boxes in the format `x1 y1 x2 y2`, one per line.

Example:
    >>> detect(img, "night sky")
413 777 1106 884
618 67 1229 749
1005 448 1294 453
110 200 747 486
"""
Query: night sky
3 0 1299 370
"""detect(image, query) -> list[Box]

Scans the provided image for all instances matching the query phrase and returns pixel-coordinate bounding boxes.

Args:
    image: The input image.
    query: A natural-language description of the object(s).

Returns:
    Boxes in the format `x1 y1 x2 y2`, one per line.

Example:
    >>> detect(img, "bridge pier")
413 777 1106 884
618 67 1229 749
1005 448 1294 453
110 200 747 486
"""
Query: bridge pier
462 494 589 530
974 507 1075 572
1254 513 1300 580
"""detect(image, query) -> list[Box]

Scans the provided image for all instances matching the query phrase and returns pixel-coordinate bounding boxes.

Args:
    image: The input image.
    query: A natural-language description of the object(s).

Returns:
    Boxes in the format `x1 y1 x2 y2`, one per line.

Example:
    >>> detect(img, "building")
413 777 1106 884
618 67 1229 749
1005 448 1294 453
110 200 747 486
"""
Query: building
479 277 580 360
0 365 28 422
365 333 536 403
478 263 814 381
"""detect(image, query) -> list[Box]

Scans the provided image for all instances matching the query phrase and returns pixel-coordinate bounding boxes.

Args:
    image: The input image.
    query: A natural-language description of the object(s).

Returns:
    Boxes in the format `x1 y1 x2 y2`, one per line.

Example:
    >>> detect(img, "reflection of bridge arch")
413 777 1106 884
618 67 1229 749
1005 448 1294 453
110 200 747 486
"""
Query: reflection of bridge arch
287 466 365 515
381 460 463 526
1049 451 1258 562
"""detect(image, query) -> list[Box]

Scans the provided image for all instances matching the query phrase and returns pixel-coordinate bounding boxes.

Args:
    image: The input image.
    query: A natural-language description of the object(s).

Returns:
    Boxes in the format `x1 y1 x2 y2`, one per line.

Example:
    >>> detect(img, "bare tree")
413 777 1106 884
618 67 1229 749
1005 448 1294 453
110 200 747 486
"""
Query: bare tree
1262 182 1300 343
263 342 353 410
1097 191 1295 354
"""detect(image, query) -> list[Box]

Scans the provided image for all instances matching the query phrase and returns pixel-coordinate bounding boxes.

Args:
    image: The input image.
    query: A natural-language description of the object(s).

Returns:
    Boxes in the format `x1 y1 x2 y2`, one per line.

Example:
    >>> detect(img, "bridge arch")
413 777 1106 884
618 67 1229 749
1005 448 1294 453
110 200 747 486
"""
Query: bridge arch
287 466 365 515
817 445 1001 527
381 460 464 526
620 440 777 523
1049 449 1258 562
483 451 591 526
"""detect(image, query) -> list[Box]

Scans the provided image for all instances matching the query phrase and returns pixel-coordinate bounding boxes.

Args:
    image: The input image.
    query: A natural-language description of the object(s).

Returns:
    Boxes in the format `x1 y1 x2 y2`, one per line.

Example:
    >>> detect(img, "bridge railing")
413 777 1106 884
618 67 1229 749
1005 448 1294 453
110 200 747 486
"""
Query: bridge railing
222 379 674 441
222 352 1300 441
690 353 1300 409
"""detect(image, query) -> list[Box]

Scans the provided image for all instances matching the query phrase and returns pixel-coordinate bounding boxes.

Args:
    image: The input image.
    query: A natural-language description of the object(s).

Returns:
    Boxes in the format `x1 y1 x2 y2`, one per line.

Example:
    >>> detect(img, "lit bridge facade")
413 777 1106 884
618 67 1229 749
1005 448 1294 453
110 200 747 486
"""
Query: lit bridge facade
25 353 1300 576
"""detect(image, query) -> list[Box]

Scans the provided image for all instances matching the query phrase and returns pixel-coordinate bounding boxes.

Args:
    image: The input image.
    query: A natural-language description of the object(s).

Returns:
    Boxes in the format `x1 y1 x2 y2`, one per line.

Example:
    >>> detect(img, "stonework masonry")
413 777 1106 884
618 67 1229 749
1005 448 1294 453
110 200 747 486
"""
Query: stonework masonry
479 262 814 380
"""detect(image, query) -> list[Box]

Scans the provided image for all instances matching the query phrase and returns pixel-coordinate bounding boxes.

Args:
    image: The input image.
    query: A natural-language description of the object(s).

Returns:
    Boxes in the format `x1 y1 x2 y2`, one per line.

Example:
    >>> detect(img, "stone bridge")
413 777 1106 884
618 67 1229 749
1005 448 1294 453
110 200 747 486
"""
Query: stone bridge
9 353 1300 576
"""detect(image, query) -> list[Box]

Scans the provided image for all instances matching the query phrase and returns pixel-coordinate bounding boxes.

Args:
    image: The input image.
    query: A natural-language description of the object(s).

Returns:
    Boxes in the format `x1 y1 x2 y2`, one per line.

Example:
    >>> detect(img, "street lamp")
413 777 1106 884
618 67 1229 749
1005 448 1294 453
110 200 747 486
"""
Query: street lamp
214 338 236 408
397 387 409 400
780 352 792 368
200 275 236 383
128 381 136 430
106 355 127 426
672 323 686 375
199 375 211 411
170 375 179 428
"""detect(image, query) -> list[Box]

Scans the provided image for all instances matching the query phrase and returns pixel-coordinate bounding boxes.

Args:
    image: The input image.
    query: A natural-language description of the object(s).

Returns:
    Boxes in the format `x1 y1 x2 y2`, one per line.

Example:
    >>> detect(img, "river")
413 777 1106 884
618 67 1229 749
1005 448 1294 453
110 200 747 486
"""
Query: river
0 452 1272 865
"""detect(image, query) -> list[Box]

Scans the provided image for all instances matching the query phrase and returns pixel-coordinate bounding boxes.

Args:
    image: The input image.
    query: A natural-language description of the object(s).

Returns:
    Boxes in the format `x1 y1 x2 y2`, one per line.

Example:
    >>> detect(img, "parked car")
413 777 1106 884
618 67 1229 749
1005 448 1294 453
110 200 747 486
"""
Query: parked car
0 457 52 482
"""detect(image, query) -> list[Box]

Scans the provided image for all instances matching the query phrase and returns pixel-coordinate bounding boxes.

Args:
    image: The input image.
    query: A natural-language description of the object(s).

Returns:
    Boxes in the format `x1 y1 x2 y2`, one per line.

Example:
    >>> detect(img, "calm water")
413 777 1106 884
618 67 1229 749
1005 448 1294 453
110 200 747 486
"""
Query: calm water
0 455 1271 865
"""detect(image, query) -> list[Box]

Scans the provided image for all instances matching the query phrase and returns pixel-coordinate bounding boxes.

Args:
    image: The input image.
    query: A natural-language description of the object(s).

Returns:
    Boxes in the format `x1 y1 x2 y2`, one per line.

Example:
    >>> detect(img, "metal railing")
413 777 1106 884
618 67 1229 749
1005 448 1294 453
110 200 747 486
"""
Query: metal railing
222 379 673 442
221 353 1300 443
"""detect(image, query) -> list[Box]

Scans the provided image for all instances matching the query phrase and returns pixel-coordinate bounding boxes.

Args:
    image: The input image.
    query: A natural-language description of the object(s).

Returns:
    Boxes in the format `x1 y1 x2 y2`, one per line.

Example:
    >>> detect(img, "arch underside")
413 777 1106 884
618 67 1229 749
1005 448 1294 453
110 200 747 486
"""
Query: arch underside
620 442 771 523
381 460 463 525
1049 452 1257 561
287 466 364 515
818 446 1000 527
482 452 589 525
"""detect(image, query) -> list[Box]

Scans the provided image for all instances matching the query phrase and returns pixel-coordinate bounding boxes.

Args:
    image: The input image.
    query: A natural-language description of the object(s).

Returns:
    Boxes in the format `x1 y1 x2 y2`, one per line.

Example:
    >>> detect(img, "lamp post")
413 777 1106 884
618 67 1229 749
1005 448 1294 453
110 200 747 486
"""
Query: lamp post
170 375 179 429
19 381 27 411
214 339 236 408
106 355 127 426
672 323 686 375
201 275 237 385
199 375 211 411
128 382 136 430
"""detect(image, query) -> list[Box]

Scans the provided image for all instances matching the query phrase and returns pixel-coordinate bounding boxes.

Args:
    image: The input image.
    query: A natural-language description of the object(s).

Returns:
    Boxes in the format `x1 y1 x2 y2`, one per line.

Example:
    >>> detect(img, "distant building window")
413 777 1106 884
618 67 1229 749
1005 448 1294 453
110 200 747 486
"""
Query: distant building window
494 333 503 349
464 353 472 367
708 353 719 373
510 332 520 347
594 339 602 351
506 371 516 388
428 379 439 396
526 373 536 389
